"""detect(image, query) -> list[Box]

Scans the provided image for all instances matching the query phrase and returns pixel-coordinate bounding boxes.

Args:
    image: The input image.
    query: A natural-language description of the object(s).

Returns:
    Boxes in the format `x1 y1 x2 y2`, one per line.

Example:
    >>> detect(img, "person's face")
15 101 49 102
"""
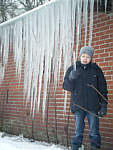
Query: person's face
80 53 91 64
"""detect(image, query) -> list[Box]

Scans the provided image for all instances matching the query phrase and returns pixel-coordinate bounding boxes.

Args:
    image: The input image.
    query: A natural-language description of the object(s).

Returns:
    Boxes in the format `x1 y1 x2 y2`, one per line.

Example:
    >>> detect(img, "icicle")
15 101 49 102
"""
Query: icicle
0 26 10 83
35 10 45 112
62 0 75 113
29 12 41 116
97 0 99 15
42 7 50 119
75 0 82 60
0 65 5 82
83 0 88 45
64 91 68 114
89 0 94 46
105 0 107 13
13 20 24 81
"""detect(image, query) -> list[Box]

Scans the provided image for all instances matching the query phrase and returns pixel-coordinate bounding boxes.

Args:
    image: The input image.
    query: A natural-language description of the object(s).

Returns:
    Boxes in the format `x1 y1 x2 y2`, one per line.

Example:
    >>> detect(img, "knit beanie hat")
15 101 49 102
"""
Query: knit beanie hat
79 46 94 58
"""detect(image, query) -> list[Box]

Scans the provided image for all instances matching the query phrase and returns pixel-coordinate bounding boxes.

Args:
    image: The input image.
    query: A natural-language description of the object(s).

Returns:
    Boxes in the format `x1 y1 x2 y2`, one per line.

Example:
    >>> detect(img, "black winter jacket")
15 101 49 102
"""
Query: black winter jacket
63 61 108 113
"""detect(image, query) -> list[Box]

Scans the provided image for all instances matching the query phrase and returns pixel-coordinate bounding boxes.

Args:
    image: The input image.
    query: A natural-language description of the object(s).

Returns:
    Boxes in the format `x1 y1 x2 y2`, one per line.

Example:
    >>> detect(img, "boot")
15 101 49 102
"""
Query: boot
72 144 79 150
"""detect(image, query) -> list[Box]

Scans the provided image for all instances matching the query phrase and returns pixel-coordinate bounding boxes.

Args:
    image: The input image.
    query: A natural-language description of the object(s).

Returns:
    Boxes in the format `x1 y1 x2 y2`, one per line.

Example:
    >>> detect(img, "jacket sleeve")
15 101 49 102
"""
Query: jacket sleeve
62 66 75 92
97 66 108 105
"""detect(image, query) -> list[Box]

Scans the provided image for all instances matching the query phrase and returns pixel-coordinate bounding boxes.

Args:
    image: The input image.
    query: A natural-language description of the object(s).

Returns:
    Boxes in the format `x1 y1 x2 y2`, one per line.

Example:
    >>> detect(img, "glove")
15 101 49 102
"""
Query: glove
98 104 107 117
69 70 80 81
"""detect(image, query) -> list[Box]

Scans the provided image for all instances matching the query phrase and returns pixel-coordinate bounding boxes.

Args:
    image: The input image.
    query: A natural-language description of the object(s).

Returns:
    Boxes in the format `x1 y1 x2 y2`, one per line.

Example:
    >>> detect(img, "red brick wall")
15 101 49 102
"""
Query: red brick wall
0 12 113 150
92 13 113 150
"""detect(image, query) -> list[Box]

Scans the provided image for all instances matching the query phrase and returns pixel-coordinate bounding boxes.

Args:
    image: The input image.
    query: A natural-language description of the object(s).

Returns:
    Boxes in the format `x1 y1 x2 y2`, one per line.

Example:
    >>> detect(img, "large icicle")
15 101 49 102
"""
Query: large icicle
83 0 88 45
75 0 82 60
0 26 10 82
89 0 94 46
105 0 108 13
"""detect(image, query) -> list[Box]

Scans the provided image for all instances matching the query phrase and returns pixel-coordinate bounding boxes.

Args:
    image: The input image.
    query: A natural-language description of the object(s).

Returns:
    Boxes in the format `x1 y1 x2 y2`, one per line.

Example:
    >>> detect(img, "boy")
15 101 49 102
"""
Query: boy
62 46 108 150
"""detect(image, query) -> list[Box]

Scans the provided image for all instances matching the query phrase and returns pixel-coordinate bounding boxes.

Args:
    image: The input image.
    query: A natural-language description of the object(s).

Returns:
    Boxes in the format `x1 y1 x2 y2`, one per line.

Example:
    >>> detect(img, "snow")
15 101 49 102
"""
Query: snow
0 132 69 150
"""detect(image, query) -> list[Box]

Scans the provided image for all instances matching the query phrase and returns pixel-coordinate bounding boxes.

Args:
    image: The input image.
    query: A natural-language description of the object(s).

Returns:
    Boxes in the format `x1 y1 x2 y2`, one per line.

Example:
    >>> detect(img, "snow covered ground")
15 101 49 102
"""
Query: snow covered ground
0 132 70 150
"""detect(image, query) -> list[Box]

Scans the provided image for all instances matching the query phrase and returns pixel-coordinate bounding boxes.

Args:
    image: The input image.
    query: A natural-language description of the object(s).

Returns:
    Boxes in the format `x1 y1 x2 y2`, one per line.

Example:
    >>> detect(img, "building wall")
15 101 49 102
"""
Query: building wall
0 12 113 150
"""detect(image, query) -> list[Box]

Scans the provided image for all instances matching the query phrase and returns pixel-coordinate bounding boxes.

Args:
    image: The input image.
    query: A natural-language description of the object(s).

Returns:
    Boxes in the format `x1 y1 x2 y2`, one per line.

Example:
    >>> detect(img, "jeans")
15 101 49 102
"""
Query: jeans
72 109 101 148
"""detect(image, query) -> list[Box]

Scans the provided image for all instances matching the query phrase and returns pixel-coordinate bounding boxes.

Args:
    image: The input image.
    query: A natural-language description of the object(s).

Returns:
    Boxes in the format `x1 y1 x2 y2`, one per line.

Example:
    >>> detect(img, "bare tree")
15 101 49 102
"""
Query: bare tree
18 0 49 11
0 0 51 23
0 0 18 23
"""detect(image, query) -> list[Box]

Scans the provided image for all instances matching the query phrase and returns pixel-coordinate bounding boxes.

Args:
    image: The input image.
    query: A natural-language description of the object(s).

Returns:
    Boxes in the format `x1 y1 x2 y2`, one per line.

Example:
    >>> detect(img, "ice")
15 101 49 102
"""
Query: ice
89 0 94 46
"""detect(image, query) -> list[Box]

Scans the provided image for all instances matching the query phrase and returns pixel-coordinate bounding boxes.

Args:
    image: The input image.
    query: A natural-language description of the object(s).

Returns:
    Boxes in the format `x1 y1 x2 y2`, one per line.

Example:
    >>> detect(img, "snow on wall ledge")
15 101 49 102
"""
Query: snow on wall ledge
0 0 107 119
